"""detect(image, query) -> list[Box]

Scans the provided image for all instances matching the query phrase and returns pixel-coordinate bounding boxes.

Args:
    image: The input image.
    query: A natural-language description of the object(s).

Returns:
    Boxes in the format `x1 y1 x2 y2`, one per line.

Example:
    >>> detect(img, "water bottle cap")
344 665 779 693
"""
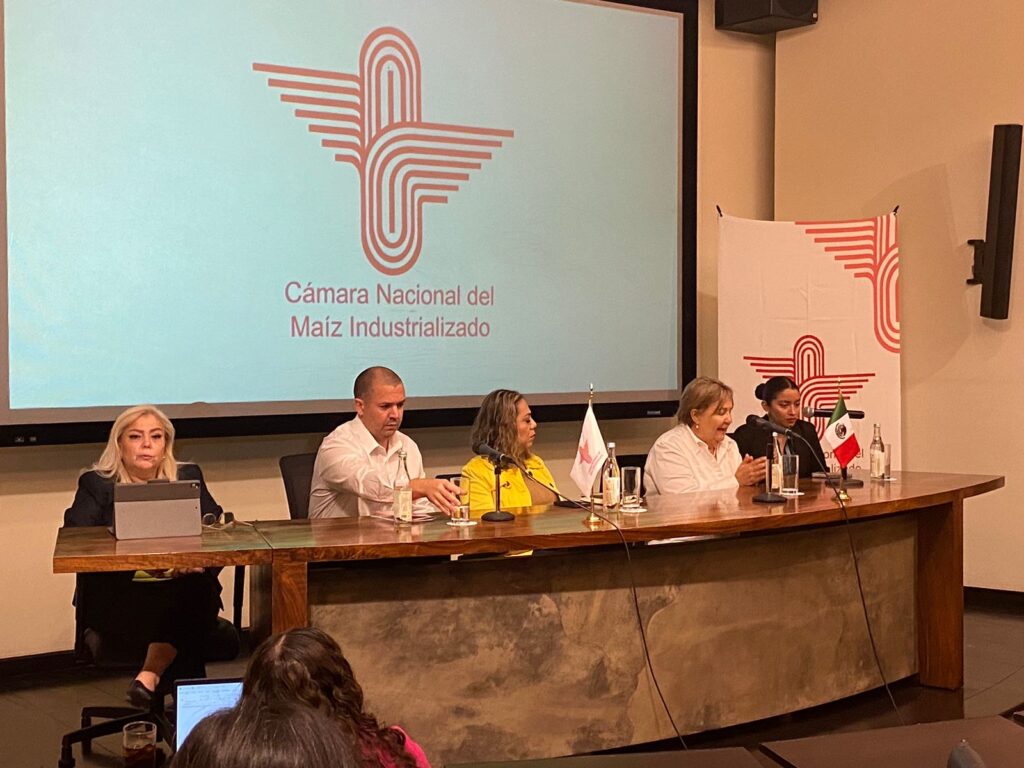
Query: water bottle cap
607 441 616 449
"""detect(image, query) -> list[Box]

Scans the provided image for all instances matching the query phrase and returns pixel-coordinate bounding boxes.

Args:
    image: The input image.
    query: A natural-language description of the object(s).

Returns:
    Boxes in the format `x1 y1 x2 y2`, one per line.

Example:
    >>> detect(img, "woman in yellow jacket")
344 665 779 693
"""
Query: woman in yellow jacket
462 389 559 515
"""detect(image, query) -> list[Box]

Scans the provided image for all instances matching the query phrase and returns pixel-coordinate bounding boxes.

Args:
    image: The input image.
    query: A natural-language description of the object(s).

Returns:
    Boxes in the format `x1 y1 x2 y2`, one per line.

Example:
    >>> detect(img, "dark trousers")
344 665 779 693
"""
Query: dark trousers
77 570 221 684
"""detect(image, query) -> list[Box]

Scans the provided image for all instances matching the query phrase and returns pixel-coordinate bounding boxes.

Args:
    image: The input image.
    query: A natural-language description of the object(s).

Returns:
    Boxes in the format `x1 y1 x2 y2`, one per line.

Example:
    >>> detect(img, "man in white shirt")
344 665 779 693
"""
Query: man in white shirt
308 366 460 518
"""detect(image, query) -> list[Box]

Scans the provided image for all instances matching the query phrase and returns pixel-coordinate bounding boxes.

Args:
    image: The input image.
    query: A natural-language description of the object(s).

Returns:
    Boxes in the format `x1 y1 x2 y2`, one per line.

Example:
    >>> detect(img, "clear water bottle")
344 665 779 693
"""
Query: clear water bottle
869 423 885 479
393 449 413 525
768 439 783 492
602 441 621 510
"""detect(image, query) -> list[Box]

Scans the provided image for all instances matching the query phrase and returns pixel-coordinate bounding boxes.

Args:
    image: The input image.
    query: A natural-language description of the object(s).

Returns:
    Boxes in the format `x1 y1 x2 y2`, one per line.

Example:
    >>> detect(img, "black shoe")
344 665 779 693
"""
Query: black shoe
127 679 154 709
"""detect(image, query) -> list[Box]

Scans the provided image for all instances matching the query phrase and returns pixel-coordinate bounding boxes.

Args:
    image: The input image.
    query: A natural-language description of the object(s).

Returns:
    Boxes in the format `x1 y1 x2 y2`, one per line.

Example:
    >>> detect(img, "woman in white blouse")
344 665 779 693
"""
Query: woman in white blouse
645 377 766 495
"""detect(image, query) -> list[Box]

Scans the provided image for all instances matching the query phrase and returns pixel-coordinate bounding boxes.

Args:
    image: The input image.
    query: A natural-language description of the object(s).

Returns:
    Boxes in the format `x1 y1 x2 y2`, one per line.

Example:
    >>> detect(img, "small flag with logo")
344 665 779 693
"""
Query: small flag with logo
570 403 609 497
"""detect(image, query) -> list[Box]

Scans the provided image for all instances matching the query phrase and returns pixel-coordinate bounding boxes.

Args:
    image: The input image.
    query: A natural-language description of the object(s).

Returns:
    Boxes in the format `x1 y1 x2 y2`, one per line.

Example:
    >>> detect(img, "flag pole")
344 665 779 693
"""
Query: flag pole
585 383 603 527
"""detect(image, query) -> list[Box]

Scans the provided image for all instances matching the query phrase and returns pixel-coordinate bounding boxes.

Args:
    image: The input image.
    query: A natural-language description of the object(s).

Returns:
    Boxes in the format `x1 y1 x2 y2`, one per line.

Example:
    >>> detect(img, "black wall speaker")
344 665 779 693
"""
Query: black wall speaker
980 124 1022 320
715 0 818 34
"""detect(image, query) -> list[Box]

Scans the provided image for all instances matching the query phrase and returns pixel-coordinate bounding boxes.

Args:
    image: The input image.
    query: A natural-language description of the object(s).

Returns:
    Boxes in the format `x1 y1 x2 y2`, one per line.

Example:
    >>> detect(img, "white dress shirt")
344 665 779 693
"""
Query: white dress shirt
308 416 428 518
644 424 742 496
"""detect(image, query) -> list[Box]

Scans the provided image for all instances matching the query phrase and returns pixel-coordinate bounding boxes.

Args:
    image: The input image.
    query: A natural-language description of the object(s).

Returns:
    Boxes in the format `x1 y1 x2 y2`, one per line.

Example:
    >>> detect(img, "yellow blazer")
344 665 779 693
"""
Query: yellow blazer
461 454 559 515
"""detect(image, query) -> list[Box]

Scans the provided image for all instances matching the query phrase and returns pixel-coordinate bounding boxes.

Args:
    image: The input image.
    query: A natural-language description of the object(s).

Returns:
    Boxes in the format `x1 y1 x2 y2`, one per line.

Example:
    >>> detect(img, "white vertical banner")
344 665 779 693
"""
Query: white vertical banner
717 213 901 473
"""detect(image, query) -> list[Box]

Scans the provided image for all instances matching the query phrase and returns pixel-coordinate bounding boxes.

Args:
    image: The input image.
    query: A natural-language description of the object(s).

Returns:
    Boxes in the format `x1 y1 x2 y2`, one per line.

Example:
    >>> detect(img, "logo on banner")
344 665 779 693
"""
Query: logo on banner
744 334 876 438
795 215 901 353
254 27 515 276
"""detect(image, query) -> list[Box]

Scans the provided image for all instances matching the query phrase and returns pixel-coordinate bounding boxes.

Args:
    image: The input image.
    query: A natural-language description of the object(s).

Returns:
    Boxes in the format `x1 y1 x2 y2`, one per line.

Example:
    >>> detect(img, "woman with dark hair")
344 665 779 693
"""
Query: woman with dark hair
461 389 558 513
645 377 766 495
171 701 358 768
731 376 827 478
241 628 431 768
62 405 223 708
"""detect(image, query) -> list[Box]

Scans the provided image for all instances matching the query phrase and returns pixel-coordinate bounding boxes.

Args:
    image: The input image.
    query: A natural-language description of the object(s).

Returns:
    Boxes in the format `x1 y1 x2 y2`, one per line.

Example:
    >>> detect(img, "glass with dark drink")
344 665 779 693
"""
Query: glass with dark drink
123 720 158 768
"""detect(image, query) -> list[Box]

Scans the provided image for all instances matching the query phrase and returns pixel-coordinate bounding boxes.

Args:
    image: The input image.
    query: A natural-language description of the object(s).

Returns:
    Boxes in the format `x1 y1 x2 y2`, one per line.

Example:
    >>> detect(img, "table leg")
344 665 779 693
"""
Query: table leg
271 557 308 634
917 498 964 689
250 557 309 642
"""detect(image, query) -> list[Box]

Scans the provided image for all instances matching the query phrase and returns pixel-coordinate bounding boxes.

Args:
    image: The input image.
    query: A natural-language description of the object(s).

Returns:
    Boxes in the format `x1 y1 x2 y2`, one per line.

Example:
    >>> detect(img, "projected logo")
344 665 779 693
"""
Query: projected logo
254 27 515 276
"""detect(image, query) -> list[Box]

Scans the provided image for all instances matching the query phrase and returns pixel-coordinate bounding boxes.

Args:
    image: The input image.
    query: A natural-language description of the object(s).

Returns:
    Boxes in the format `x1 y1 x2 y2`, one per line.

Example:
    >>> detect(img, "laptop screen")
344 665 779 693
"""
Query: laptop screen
175 677 243 750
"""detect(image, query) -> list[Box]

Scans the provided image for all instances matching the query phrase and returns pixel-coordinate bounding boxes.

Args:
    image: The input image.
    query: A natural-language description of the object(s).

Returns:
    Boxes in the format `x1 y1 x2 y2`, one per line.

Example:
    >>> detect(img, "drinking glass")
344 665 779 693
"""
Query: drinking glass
621 467 643 510
883 443 893 480
447 476 477 527
781 454 800 496
123 721 157 768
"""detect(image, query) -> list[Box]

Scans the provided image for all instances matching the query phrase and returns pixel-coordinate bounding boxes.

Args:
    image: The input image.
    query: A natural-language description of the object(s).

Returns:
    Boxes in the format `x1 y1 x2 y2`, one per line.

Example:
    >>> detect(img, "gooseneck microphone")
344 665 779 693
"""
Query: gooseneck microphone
802 406 865 420
471 441 515 522
745 414 794 437
472 441 514 465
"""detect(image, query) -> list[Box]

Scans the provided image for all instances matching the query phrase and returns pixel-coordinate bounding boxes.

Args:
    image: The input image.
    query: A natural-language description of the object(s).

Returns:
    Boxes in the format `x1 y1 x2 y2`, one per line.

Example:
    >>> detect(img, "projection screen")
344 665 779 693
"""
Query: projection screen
1 0 696 443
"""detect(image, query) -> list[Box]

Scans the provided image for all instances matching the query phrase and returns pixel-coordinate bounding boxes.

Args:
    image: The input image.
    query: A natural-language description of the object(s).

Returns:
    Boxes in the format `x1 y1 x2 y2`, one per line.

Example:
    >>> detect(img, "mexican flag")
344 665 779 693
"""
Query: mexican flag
824 394 860 468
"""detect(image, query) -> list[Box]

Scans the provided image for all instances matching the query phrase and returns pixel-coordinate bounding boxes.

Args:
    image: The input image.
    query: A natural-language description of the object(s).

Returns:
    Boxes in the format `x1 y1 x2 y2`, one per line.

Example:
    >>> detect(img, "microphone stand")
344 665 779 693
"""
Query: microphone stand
481 459 515 523
752 431 785 504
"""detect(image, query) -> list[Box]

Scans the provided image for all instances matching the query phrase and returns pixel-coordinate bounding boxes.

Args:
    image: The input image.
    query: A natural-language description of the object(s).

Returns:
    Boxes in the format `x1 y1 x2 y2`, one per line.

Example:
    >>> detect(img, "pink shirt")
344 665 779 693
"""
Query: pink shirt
368 726 431 768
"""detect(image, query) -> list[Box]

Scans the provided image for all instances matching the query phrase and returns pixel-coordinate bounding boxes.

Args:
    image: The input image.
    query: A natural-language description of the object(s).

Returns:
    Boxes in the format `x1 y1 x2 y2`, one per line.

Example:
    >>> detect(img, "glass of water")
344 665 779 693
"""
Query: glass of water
447 475 477 527
621 466 643 511
781 454 800 496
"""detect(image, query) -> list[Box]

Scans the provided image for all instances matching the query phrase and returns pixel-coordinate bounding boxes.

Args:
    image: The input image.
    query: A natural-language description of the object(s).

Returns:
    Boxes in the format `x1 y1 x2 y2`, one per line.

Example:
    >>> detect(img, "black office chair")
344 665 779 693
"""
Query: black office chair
616 453 648 471
279 452 317 519
58 575 241 768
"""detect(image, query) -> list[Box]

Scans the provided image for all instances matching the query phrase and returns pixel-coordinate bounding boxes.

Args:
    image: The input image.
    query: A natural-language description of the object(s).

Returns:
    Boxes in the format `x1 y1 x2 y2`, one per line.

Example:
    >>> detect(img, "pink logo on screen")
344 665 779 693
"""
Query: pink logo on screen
744 335 876 439
795 215 901 354
254 28 515 276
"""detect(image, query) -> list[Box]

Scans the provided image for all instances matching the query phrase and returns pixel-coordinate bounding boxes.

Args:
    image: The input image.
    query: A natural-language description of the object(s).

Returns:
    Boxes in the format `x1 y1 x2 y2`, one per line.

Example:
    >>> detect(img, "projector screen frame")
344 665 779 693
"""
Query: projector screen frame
0 0 698 446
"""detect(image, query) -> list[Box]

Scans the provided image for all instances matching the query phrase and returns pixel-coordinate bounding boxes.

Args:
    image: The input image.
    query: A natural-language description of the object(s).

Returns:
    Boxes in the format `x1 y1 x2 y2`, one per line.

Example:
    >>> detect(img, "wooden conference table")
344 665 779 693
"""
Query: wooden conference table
246 470 999 686
53 471 1002 763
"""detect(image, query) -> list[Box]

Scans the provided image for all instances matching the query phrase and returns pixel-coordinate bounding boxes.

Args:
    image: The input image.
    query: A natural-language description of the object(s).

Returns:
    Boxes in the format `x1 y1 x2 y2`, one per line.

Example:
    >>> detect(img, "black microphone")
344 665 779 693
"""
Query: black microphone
803 406 865 419
745 414 794 436
472 441 514 465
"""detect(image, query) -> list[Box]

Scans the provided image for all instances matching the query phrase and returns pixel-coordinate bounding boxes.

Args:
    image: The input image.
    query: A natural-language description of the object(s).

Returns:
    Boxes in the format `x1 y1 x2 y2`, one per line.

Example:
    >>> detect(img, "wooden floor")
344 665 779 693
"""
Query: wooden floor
2 599 1022 768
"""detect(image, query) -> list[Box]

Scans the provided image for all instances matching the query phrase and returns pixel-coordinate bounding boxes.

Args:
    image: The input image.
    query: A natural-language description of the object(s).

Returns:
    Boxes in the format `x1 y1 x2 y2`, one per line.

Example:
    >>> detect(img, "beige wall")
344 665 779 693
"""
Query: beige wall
697 7 775 372
0 0 777 659
774 0 1023 589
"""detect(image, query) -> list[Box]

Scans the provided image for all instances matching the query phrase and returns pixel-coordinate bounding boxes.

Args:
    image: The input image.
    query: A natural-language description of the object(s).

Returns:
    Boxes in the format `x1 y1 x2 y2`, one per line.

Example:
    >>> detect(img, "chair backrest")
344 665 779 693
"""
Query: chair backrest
616 453 648 471
279 452 317 520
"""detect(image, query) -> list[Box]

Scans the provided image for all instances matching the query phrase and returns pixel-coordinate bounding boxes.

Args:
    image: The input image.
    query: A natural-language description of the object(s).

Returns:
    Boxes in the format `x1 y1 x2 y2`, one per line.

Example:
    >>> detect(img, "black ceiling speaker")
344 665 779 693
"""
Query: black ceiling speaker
715 0 818 34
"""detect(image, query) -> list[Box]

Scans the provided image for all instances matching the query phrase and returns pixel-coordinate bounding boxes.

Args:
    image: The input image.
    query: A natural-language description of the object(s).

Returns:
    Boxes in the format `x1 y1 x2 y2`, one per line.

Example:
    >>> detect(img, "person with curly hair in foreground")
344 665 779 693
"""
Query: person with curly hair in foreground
241 627 431 768
171 702 357 768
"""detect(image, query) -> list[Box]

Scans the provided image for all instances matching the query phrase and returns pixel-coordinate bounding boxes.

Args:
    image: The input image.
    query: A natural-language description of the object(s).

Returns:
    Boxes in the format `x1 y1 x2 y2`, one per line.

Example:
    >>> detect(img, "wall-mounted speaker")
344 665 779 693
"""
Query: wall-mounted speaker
973 124 1022 320
715 0 818 34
